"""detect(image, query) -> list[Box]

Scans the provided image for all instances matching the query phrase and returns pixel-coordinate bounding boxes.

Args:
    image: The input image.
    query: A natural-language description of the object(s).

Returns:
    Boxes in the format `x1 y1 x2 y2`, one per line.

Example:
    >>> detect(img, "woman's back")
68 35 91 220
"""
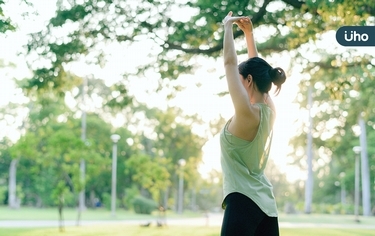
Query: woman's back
220 103 277 217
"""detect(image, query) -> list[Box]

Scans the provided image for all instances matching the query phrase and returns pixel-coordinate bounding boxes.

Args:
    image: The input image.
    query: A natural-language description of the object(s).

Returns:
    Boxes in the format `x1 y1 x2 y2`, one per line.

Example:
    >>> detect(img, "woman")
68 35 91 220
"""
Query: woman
220 12 286 236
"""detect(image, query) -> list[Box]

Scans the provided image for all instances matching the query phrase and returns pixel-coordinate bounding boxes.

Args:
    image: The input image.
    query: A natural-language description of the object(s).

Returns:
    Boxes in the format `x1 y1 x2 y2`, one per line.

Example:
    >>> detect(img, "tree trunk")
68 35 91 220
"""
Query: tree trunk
304 85 313 214
77 77 87 226
58 196 65 232
8 159 19 209
359 116 371 216
76 203 82 226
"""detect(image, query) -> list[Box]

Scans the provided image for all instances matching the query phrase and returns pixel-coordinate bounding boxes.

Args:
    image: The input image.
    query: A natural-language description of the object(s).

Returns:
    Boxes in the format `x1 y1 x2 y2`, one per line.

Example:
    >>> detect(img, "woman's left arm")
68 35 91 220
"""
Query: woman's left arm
235 17 258 58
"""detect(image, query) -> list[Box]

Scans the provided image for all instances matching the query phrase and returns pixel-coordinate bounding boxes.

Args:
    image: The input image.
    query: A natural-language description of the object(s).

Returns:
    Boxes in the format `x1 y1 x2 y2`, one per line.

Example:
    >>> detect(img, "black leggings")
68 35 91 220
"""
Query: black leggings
221 192 279 236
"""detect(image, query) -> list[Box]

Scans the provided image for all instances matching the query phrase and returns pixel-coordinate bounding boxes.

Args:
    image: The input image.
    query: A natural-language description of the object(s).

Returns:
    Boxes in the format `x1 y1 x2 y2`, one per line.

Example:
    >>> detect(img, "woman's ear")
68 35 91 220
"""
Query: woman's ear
247 75 253 86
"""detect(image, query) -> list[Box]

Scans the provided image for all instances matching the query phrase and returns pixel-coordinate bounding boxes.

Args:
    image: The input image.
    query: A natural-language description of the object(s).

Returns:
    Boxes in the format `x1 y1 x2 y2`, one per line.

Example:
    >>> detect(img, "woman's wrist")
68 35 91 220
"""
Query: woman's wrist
244 30 253 36
224 25 235 33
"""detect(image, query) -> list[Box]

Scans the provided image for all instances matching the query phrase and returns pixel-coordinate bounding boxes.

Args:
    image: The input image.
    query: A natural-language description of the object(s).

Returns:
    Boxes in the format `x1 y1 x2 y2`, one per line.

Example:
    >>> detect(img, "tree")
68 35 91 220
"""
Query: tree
10 114 108 230
131 105 206 210
195 170 222 213
0 138 13 206
0 98 25 210
7 74 119 228
288 50 375 214
23 1 374 96
0 58 28 208
125 154 170 206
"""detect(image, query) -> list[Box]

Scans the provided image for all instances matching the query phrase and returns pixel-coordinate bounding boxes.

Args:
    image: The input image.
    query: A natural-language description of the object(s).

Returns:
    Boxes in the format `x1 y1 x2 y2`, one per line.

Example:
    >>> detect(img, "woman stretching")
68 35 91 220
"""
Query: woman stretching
220 11 286 236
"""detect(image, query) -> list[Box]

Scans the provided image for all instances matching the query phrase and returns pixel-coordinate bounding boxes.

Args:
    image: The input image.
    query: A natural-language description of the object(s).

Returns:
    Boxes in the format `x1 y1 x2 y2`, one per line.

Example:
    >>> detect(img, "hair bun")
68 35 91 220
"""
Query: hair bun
268 67 286 95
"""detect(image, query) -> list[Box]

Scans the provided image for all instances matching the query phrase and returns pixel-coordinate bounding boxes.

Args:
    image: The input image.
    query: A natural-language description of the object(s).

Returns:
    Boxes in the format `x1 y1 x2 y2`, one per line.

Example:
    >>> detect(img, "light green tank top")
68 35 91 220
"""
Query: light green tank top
220 103 277 217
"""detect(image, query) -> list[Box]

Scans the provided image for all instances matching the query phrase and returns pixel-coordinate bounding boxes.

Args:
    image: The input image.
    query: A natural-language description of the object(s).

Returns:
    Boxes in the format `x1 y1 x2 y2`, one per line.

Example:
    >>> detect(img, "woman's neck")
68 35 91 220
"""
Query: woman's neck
250 91 266 104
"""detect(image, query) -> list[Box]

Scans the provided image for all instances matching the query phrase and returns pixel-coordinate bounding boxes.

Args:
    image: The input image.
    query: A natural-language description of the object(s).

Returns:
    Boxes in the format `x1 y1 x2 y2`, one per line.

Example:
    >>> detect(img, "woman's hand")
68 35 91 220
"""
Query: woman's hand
235 17 253 34
222 11 246 28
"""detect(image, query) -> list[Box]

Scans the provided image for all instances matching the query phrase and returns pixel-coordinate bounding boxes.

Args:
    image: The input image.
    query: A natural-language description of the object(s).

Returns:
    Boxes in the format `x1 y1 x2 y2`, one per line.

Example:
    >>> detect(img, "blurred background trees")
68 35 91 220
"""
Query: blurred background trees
0 0 374 218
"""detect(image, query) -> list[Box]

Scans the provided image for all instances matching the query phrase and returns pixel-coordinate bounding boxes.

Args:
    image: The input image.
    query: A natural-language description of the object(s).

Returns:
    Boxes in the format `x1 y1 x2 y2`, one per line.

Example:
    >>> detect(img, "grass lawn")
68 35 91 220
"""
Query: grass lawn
1 207 375 235
279 213 375 225
0 206 204 221
2 206 375 224
0 225 375 236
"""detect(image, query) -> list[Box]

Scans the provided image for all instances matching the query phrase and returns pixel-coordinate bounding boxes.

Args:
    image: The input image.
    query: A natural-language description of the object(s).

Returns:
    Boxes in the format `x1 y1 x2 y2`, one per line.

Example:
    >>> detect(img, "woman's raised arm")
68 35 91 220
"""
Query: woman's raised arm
223 12 257 117
235 17 258 58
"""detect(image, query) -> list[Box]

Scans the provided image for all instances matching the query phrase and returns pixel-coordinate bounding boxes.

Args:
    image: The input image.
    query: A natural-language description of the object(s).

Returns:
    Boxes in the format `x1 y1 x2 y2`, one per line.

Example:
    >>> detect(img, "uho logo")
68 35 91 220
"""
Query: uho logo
336 26 375 46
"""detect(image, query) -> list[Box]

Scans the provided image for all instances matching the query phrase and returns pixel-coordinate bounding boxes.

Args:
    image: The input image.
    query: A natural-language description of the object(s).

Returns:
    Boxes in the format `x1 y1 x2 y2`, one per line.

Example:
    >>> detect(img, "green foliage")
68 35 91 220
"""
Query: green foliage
293 202 356 215
0 0 15 33
124 105 206 208
101 192 121 210
50 4 90 27
51 181 70 206
8 97 111 208
132 195 157 215
23 167 58 207
123 186 140 210
0 185 6 204
22 0 373 100
142 106 205 164
3 84 208 212
194 171 222 212
15 185 25 206
0 138 12 194
126 154 170 203
288 53 375 208
101 192 111 210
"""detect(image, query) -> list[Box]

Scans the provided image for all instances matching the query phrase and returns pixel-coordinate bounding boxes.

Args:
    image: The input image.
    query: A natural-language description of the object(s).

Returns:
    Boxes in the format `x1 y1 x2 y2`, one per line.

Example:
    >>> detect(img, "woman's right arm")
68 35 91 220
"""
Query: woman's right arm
223 12 258 118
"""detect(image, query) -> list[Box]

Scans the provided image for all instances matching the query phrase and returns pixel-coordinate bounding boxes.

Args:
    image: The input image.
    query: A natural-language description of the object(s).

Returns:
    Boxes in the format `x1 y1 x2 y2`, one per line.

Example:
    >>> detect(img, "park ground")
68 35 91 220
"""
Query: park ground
0 207 375 235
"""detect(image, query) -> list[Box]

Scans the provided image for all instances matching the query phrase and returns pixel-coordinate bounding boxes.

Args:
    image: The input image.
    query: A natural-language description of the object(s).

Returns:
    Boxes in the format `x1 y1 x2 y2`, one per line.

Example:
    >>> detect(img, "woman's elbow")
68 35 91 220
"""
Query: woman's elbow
224 58 237 66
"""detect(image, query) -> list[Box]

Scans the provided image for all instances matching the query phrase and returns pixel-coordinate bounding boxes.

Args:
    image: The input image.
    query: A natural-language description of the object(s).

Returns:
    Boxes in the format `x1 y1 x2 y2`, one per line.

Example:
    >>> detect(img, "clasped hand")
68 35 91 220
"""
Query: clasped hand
222 11 253 33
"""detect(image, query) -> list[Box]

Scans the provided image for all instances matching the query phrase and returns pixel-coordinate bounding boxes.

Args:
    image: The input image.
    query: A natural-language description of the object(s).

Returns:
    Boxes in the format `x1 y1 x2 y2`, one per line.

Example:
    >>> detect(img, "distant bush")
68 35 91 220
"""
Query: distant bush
292 201 356 215
0 186 6 205
123 186 139 210
102 193 111 210
102 192 120 210
132 196 157 215
62 191 76 208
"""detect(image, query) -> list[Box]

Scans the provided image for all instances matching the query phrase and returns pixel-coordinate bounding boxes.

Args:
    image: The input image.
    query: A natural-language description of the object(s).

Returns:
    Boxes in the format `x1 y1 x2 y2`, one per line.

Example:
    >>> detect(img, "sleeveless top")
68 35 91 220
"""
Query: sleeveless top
220 103 277 217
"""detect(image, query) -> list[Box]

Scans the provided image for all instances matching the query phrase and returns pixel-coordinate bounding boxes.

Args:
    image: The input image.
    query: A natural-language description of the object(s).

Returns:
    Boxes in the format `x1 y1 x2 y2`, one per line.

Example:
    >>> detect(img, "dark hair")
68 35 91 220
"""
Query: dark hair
238 57 286 95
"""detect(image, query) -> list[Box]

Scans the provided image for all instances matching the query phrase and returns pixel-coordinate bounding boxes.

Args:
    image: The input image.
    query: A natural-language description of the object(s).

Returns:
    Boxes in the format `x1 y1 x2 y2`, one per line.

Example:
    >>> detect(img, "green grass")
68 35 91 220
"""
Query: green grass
280 228 375 236
0 225 375 236
279 213 375 225
0 206 199 221
2 206 374 224
1 207 375 236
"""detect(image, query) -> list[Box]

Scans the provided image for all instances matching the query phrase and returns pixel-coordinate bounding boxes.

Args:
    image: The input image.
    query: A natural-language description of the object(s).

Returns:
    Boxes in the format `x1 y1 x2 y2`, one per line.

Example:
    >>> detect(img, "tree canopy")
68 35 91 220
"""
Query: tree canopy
23 0 374 97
